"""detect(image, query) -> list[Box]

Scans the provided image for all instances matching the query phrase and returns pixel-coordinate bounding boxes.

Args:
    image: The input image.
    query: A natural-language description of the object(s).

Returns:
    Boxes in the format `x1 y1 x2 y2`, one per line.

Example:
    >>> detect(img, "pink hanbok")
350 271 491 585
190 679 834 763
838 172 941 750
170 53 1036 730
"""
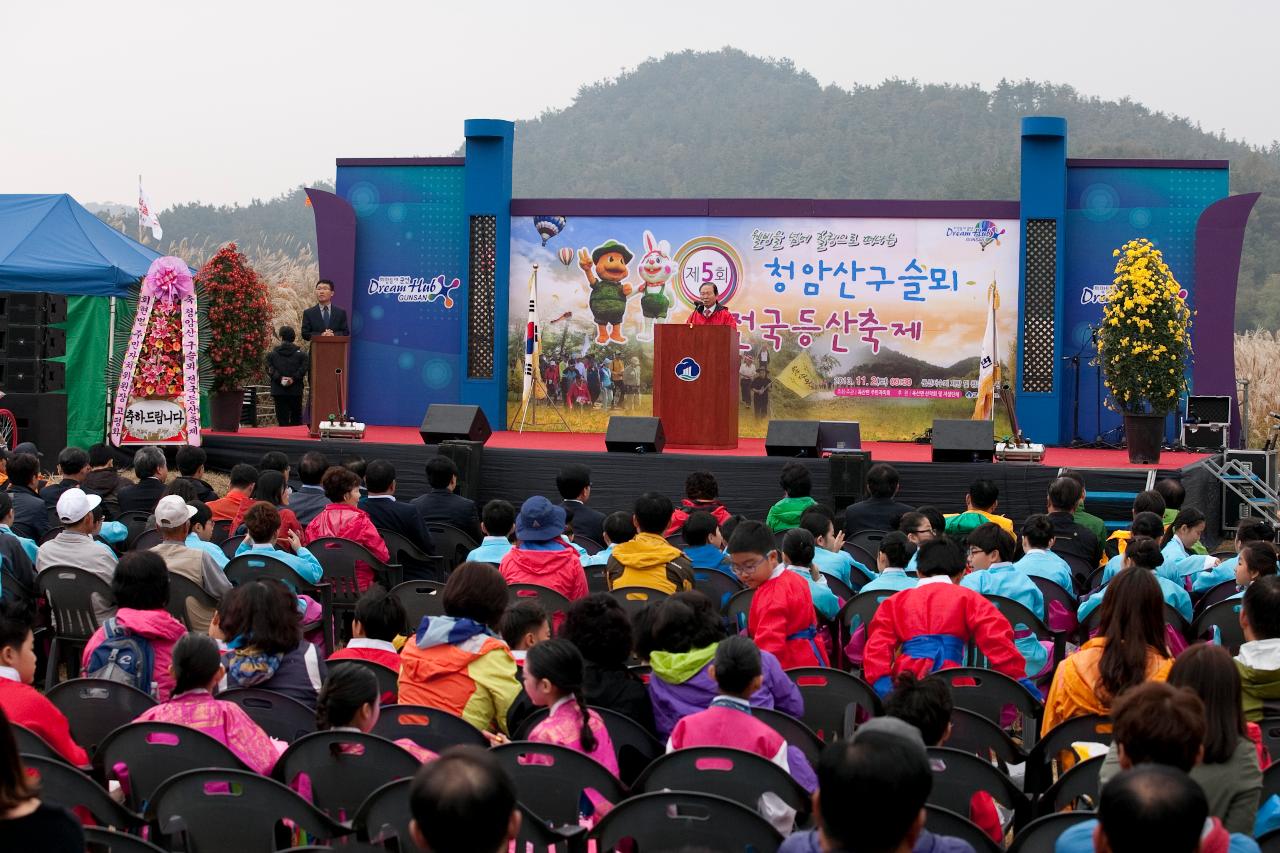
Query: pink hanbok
527 697 619 821
134 689 281 774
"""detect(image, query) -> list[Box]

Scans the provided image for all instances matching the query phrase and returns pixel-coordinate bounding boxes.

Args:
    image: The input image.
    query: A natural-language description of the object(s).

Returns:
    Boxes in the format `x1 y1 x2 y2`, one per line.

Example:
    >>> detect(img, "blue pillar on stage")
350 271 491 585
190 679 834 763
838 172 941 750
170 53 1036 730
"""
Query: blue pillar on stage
1016 116 1068 446
460 119 515 428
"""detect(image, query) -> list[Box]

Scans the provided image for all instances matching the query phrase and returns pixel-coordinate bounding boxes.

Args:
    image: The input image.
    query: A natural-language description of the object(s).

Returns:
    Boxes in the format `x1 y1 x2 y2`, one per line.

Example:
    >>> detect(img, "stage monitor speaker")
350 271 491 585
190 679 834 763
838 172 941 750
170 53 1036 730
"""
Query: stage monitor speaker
930 419 995 463
438 440 484 501
420 404 492 445
818 420 861 452
829 451 872 512
3 392 67 456
1187 395 1232 425
0 292 67 326
604 416 665 454
765 420 821 458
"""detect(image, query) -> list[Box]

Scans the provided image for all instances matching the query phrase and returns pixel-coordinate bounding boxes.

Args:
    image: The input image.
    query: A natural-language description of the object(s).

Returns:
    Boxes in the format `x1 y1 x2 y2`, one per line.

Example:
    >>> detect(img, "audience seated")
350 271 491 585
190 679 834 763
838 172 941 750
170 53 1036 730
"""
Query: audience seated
0 705 85 852
407 746 522 853
1060 469 1108 545
151 495 231 634
555 463 606 545
1099 512 1177 584
781 528 841 621
1103 489 1166 561
234 502 325 590
288 451 330 527
257 450 292 483
497 496 587 605
729 520 829 668
1085 764 1211 853
560 592 655 733
583 511 634 568
1162 507 1217 582
398 562 519 733
680 510 731 573
305 466 391 591
665 470 731 536
172 446 218 504
1230 542 1278 600
944 478 1014 537
467 499 515 564
38 447 89 510
117 445 170 516
0 601 88 767
1081 520 1192 623
899 511 937 574
231 470 305 550
843 462 915 536
206 462 258 523
135 633 279 774
861 531 918 593
1045 476 1104 571
181 500 228 567
412 456 482 543
213 579 326 707
499 601 549 669
1236 575 1280 721
360 458 436 560
0 493 36 595
959 522 1050 680
329 586 407 672
864 536 1032 698
38 488 117 622
606 493 693 594
802 506 872 585
766 462 818 533
1156 478 1210 557
1195 519 1275 594
4 453 48 539
1043 563 1172 734
81 443 126 514
316 663 435 762
1014 513 1076 593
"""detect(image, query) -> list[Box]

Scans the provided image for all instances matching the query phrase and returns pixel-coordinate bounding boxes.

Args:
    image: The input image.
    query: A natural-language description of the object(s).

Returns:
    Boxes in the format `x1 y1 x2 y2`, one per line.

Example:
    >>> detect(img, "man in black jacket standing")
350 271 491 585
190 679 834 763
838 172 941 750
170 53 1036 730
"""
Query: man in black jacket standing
267 326 308 427
300 279 349 341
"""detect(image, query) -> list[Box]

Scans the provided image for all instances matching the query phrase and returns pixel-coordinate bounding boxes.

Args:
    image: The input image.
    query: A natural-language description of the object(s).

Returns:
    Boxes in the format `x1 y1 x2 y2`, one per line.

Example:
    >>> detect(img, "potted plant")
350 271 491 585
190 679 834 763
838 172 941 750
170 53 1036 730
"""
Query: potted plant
198 243 273 432
1095 238 1193 464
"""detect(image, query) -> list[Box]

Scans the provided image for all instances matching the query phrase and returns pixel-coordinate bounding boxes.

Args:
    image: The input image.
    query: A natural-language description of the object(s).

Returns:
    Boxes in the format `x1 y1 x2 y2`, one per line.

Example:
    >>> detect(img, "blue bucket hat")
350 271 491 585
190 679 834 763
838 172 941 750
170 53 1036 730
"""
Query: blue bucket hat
516 495 566 543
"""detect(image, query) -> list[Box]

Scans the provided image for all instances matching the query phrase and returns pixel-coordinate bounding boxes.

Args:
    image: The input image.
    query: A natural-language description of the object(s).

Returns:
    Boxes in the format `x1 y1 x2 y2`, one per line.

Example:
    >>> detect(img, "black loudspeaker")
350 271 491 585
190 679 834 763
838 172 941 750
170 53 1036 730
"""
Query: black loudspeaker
0 360 62 394
0 292 67 326
420 404 492 445
818 420 861 451
0 327 64 359
829 451 872 511
3 392 67 455
765 420 822 458
604 416 665 454
438 440 484 500
930 419 995 463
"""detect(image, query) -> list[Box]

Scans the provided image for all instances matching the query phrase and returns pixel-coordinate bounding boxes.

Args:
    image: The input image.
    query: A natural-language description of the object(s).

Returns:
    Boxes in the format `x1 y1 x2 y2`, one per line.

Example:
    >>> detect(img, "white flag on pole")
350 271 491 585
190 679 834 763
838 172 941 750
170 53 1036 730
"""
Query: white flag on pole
972 278 1000 421
138 176 163 241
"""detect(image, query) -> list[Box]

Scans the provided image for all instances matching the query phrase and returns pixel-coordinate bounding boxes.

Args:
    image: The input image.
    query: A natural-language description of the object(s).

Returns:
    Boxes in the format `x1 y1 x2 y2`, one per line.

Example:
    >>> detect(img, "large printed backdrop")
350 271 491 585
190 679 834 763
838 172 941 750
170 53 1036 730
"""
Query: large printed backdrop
508 215 1020 440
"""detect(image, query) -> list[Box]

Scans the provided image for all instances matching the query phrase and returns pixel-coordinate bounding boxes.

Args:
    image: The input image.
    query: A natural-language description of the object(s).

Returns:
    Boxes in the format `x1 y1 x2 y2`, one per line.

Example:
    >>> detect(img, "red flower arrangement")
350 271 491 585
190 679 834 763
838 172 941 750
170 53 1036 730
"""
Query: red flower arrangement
134 299 185 398
197 243 273 392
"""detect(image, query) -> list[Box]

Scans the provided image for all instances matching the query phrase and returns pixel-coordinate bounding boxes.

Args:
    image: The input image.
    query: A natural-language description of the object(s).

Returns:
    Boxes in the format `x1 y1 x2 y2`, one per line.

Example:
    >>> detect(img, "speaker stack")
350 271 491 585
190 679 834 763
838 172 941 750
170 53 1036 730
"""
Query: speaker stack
0 293 68 452
930 419 995 463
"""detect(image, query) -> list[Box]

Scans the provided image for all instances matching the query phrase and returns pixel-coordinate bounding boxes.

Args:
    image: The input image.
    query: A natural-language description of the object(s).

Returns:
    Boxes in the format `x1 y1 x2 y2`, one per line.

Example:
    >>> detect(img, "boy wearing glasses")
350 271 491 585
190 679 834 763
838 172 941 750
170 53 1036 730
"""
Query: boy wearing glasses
959 523 1051 680
727 520 828 669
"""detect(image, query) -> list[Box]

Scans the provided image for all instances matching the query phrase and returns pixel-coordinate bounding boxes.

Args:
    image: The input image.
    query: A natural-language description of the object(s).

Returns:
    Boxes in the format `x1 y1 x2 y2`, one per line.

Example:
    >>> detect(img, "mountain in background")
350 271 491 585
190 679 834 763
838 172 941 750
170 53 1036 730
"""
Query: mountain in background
97 48 1280 328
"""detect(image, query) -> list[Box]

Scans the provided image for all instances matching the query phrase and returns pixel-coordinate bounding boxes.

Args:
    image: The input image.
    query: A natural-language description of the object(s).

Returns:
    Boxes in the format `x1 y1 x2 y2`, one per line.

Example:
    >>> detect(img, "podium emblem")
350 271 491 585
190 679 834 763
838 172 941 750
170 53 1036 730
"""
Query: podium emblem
674 357 701 382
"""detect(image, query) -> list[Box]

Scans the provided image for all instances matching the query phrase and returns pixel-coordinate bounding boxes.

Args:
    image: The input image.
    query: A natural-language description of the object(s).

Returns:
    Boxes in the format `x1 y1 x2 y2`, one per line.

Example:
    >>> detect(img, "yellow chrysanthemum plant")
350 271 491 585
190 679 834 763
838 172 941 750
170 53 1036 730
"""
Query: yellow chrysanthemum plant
1095 238 1193 415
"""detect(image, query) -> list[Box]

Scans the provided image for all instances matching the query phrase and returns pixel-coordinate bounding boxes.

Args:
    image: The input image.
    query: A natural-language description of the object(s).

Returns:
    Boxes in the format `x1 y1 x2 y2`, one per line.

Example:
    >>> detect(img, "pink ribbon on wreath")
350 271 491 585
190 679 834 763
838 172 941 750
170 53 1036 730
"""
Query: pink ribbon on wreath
140 256 195 304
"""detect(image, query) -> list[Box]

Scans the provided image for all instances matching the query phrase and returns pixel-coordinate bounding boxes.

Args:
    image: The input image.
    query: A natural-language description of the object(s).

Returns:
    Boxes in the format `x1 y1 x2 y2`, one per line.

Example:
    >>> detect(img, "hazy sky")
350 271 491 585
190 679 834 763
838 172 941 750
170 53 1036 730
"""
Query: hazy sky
4 0 1276 209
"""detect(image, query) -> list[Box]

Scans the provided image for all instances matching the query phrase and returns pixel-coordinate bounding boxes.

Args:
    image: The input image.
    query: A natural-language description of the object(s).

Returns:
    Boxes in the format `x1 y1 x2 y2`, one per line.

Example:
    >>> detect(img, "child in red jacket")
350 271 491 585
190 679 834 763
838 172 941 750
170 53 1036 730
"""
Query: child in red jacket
727 520 828 669
499 496 588 605
328 587 405 675
0 601 89 767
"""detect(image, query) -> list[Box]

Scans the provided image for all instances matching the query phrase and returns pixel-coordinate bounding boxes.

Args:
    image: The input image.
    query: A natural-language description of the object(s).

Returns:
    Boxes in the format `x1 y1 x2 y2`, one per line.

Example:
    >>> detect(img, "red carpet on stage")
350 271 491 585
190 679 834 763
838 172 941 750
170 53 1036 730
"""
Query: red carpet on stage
208 425 1209 470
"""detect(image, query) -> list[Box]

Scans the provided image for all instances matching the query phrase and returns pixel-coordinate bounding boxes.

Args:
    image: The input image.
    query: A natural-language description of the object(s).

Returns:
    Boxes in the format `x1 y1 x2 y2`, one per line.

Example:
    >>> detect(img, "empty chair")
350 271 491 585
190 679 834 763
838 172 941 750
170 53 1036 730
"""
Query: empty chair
634 746 810 822
753 707 825 769
425 523 479 573
723 587 754 631
22 753 144 831
927 746 1030 834
275 730 421 821
390 580 447 628
114 511 153 549
590 790 782 853
609 586 668 619
354 777 421 853
220 687 317 743
933 666 1045 748
96 721 252 812
45 678 157 757
84 827 168 853
37 565 114 689
379 527 446 582
491 741 626 828
946 707 1028 771
372 704 487 753
1025 714 1112 795
785 666 881 741
1007 812 1096 853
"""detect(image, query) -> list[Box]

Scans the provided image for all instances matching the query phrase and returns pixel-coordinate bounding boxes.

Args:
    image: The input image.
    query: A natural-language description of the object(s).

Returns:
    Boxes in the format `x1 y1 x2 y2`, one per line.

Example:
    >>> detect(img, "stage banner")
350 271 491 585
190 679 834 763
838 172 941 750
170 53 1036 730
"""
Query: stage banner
508 215 1020 440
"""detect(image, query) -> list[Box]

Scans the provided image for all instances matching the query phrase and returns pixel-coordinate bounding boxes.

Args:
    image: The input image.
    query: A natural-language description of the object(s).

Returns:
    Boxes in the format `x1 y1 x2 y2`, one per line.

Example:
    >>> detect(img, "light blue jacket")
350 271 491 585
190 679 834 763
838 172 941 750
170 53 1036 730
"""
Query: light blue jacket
186 532 228 568
466 536 513 565
233 541 323 583
859 567 917 594
1078 570 1192 622
1013 549 1075 593
812 547 873 586
786 565 840 621
961 562 1045 619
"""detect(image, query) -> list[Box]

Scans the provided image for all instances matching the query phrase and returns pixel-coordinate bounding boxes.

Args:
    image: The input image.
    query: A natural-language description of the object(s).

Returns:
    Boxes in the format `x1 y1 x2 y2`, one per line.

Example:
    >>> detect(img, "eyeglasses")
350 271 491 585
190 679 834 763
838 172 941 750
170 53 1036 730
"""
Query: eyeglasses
911 527 934 536
967 547 990 559
730 554 770 578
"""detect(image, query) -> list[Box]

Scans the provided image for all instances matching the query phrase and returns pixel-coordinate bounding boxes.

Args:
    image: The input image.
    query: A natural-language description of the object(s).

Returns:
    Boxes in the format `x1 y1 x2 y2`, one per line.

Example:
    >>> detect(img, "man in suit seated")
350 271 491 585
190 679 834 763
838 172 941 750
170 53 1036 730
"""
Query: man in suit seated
117 445 169 515
411 456 482 543
300 278 349 341
360 459 438 581
843 463 915 536
555 463 605 545
171 445 218 503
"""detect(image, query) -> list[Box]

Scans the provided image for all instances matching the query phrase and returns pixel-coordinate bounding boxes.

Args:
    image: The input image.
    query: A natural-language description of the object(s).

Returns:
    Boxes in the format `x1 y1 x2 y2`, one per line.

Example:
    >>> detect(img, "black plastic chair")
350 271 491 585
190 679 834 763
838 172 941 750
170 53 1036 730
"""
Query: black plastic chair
924 804 1003 853
131 527 164 551
390 579 448 628
0 567 35 608
723 586 754 631
372 704 488 753
1036 753 1105 816
115 511 153 550
147 768 352 851
1191 598 1246 653
425 522 479 573
692 568 743 611
609 586 669 620
218 536 242 559
1030 575 1081 638
96 721 253 812
492 741 626 827
354 777 422 852
927 746 1030 832
37 565 114 689
753 706 825 768
1008 812 1096 853
590 790 782 853
1258 718 1280 771
310 536 401 638
22 753 144 831
1025 714 1112 795
508 583 573 626
785 666 881 741
1196 578 1242 613
224 551 335 650
984 594 1066 667
820 571 858 603
45 678 157 756
947 707 1028 770
585 562 609 593
13 722 68 764
934 666 1045 748
212 519 232 541
165 573 218 632
220 687 317 743
634 745 810 823
515 802 588 852
276 730 421 821
84 826 167 853
576 536 604 555
338 657 400 703
513 704 663 787
837 589 896 650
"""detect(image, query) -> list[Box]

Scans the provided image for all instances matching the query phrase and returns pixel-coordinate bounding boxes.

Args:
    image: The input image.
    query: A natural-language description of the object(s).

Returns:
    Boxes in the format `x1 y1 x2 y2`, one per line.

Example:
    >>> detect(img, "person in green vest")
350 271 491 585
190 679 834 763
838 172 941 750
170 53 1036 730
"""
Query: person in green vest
1155 478 1210 555
766 463 817 533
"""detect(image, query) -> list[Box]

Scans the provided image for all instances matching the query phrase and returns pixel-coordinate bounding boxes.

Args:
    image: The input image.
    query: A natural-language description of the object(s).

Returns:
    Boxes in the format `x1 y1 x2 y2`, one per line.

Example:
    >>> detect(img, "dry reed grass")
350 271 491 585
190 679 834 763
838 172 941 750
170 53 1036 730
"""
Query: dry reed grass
1234 331 1280 447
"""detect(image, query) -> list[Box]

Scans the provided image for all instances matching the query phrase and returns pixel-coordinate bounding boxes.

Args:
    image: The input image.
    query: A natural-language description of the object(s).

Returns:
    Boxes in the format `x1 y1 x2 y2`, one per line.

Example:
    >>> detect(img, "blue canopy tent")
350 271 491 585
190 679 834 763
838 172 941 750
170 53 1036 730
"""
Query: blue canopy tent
0 194 164 447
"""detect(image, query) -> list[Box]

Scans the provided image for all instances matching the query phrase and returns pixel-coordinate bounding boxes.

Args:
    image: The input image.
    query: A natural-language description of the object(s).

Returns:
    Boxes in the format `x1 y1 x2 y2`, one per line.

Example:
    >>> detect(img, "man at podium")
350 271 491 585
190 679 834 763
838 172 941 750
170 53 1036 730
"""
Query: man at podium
686 282 737 327
301 279 349 341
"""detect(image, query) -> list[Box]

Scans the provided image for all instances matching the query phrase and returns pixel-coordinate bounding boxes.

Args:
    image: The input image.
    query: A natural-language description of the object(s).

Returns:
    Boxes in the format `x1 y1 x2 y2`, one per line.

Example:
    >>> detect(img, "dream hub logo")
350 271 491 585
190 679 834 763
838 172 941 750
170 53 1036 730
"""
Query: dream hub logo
675 357 701 382
945 220 1006 251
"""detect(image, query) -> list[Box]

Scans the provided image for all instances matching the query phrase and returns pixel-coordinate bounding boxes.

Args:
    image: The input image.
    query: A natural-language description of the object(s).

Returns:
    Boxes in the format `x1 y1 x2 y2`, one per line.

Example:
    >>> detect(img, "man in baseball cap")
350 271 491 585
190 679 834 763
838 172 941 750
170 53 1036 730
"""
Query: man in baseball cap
150 495 230 633
37 488 117 622
55 487 100 526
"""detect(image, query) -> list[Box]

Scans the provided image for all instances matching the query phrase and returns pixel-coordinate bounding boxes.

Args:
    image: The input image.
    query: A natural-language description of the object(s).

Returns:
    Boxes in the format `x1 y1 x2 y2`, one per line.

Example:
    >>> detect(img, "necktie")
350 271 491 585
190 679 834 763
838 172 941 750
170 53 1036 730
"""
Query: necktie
322 306 330 327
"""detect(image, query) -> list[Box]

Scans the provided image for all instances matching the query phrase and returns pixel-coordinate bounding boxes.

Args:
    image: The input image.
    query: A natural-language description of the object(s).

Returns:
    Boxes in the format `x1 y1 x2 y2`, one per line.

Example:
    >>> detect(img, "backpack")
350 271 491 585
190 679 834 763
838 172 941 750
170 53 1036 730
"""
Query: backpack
84 617 156 697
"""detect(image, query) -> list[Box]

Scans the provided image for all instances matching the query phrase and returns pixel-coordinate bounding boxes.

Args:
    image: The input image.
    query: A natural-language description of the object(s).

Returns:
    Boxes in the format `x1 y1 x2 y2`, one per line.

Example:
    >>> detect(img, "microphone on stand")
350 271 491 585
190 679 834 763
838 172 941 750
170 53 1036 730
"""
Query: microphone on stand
334 367 345 424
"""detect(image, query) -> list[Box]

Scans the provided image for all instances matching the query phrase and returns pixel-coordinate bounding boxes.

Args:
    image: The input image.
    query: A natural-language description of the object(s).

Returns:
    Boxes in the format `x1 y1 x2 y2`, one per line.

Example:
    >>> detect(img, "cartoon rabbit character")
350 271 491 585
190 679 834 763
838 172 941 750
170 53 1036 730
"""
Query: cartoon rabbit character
635 229 673 342
577 240 633 345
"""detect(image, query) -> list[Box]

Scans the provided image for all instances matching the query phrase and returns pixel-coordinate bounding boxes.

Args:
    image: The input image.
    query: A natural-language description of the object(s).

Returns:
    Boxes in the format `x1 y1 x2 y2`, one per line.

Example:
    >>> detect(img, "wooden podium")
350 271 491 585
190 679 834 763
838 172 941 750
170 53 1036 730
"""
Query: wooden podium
308 336 350 437
653 324 739 449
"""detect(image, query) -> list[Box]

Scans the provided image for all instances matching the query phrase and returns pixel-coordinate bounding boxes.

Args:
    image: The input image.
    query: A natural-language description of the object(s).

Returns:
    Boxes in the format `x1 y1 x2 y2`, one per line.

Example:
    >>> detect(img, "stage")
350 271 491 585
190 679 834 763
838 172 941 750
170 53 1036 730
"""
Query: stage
202 426 1220 540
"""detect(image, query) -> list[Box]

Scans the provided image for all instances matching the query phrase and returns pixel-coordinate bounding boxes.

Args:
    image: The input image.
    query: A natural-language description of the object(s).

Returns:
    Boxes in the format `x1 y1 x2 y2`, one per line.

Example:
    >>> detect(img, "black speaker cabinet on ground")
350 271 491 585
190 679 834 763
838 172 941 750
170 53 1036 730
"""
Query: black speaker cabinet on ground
829 451 872 511
3 392 67 455
438 440 484 500
764 420 822 458
604 416 665 454
420 404 492 445
930 419 995 463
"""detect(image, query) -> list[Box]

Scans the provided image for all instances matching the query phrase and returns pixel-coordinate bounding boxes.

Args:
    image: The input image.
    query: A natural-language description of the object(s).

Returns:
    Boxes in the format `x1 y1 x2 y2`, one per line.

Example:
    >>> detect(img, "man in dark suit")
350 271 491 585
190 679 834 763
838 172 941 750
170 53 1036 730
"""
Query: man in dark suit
300 279 349 341
171 446 218 504
289 451 330 527
843 462 915 535
411 455 482 543
360 459 437 580
117 445 169 515
4 452 49 539
555 463 605 545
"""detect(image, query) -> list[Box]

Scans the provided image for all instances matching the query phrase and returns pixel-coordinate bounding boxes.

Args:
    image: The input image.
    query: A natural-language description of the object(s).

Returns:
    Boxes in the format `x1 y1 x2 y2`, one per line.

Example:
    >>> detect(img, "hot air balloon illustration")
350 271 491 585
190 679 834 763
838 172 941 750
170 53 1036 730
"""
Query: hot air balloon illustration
557 246 574 266
533 215 567 246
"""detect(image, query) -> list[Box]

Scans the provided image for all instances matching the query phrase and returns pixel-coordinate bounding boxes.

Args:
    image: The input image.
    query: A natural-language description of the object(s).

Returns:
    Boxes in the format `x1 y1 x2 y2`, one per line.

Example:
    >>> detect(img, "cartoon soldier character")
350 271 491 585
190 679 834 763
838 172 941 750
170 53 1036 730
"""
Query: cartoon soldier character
577 240 633 345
